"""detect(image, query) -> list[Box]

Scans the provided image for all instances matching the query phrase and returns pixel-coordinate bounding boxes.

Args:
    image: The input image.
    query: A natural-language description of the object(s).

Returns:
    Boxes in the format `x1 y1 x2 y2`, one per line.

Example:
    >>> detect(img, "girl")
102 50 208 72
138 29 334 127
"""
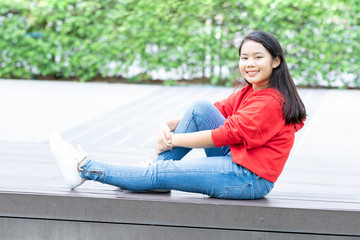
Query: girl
50 31 306 200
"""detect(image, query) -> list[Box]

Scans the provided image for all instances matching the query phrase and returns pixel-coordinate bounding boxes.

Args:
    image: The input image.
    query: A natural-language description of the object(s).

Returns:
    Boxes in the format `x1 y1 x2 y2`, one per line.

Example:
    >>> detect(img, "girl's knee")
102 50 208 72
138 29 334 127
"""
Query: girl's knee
191 99 212 107
190 100 214 114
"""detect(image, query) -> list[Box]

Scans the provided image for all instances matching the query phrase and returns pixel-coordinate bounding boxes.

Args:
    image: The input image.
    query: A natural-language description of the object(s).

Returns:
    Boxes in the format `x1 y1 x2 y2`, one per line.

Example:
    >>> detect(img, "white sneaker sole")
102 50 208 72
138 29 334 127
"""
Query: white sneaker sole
49 133 85 190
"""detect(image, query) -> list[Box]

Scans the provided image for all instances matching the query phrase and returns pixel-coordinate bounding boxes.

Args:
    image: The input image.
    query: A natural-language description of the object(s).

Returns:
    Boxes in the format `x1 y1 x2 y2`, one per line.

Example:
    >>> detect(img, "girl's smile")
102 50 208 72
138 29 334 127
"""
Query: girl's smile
246 70 259 77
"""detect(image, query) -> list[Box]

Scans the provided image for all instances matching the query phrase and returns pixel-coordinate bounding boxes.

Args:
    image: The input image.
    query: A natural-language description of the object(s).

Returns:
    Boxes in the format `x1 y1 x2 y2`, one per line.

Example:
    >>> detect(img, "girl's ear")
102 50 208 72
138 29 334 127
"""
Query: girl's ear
272 56 281 69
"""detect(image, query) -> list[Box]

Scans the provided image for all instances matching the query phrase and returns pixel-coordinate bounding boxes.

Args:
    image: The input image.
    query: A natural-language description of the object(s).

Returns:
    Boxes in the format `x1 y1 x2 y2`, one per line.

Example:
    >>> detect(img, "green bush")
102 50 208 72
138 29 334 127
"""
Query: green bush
0 0 359 87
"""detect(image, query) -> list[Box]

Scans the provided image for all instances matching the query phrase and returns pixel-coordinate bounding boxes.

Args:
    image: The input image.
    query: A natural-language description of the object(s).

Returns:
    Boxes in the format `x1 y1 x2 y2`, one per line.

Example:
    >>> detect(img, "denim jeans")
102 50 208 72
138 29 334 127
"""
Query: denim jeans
80 100 274 199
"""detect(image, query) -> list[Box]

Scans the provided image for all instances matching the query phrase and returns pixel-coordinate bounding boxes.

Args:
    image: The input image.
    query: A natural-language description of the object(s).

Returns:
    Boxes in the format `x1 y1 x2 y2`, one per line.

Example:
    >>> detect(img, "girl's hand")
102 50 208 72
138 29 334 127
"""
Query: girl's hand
155 121 174 155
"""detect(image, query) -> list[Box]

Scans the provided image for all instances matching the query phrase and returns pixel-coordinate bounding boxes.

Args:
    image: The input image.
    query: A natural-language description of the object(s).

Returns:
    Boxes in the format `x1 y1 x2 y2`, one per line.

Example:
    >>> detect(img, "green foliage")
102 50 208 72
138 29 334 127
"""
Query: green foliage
163 79 178 86
0 0 359 87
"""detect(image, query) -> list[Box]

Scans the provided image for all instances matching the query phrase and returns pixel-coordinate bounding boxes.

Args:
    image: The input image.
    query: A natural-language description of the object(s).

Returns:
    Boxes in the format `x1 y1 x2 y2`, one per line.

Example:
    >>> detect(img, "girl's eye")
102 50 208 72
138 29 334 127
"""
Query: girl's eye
256 56 263 59
240 57 247 60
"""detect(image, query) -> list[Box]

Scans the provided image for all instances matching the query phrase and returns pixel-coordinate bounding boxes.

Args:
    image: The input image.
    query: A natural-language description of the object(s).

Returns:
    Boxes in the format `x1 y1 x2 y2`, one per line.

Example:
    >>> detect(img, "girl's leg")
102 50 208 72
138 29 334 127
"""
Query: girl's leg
157 100 230 161
80 155 274 200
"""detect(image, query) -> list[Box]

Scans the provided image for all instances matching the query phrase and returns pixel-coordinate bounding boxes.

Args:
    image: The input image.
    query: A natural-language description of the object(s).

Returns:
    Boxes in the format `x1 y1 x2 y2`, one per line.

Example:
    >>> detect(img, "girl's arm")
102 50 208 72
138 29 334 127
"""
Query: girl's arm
155 118 215 155
171 130 215 149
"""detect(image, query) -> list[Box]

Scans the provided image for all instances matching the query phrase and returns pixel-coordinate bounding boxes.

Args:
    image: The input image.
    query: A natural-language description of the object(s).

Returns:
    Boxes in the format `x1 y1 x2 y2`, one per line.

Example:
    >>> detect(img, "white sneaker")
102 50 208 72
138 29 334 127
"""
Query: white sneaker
49 133 87 190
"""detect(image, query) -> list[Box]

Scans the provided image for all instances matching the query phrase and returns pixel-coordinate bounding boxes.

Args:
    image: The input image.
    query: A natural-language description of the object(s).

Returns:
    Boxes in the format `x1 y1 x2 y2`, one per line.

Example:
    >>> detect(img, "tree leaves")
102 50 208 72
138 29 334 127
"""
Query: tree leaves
0 0 358 87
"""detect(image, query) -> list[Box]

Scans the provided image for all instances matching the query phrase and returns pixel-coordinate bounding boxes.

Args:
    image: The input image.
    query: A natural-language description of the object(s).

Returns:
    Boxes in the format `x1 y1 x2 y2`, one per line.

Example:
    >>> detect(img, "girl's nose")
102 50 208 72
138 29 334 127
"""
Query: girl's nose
246 59 255 67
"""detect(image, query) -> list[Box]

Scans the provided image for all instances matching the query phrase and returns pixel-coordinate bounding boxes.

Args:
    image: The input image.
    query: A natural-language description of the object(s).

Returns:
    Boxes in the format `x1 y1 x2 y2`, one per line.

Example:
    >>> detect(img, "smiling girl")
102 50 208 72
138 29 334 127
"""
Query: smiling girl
50 31 306 200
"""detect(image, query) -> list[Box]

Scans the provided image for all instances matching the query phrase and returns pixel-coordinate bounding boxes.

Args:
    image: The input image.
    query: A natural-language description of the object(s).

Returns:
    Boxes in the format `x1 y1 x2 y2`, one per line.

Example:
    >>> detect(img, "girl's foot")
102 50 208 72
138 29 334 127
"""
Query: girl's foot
49 133 87 190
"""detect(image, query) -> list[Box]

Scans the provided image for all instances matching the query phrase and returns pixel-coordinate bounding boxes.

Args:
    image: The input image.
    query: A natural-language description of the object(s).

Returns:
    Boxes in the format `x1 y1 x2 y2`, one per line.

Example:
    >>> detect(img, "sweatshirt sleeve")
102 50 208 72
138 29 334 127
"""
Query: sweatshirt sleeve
213 93 235 118
211 95 285 149
214 87 247 118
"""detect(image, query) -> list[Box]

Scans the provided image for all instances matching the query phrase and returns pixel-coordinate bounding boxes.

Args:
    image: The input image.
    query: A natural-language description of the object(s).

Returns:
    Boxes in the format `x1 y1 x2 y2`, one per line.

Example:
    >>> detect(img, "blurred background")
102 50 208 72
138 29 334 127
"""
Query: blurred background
0 0 359 88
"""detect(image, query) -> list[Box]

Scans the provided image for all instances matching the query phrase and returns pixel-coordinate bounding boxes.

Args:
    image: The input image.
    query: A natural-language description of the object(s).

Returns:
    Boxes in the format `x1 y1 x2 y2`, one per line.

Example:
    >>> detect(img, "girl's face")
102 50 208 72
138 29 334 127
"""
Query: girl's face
239 40 280 91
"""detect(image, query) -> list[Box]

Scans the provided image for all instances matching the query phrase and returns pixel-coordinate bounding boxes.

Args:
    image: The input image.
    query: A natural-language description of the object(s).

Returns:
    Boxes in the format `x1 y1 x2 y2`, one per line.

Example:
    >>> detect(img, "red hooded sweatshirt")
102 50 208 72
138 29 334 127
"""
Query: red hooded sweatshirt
211 84 304 182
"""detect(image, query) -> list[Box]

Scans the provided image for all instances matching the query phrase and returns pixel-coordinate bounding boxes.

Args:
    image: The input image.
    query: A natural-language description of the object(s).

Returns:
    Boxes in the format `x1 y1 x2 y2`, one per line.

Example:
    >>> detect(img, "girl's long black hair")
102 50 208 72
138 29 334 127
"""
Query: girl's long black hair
238 31 307 125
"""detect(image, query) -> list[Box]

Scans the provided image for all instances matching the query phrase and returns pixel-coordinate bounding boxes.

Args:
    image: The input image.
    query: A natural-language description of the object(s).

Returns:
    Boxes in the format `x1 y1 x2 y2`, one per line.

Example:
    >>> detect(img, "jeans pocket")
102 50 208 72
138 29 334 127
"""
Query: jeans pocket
221 182 255 200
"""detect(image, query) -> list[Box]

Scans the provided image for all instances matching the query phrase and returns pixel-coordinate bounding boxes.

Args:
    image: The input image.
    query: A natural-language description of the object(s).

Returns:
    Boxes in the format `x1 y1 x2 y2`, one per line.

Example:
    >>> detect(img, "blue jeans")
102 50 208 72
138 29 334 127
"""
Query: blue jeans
79 100 274 199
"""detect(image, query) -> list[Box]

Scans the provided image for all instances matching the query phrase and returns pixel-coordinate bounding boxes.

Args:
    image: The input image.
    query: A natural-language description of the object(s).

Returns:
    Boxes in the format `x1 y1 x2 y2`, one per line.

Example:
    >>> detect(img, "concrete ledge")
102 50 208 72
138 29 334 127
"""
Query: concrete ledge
2 219 359 240
1 191 359 239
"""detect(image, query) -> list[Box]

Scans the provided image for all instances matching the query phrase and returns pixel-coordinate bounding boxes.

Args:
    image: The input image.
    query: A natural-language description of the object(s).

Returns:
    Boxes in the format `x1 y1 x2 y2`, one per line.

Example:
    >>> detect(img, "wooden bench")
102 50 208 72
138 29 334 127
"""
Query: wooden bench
0 84 359 239
0 141 359 239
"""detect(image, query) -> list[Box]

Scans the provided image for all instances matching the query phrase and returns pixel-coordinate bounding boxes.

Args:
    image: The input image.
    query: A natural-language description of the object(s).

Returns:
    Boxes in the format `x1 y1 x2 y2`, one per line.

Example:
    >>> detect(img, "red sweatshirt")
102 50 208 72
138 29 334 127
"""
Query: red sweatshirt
211 84 304 182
